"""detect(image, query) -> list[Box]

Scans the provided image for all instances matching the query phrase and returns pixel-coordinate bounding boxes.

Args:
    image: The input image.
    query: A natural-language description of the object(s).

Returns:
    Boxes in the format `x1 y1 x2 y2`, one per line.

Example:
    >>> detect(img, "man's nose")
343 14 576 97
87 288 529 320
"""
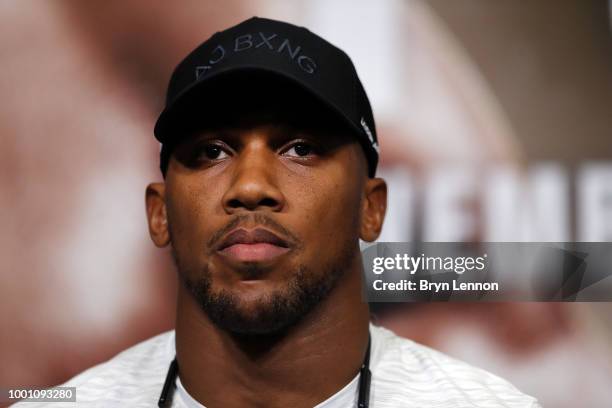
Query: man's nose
221 141 286 214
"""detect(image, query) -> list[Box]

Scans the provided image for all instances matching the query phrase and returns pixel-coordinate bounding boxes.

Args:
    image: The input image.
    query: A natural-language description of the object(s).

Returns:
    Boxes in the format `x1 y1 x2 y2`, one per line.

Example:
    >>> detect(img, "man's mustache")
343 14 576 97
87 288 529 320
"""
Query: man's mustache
207 213 301 250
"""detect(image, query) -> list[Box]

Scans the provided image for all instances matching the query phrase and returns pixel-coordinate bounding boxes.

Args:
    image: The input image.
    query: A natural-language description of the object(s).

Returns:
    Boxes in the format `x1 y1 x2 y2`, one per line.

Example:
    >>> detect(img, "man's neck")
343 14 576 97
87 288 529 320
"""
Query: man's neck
174 269 370 408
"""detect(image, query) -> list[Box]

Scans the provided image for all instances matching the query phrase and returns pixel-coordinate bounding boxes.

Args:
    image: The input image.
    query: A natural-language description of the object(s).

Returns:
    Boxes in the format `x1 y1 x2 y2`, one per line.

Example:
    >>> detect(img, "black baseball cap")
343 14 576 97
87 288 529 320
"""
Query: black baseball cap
154 16 379 177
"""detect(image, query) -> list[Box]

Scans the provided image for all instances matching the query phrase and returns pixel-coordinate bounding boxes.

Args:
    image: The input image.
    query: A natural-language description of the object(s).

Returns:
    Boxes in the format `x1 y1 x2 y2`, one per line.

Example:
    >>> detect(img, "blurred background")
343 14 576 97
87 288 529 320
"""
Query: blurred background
1 0 611 406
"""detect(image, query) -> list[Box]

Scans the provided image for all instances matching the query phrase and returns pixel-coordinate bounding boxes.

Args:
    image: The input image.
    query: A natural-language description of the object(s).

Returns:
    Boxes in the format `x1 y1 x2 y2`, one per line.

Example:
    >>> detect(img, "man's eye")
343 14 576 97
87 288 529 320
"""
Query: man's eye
284 143 315 157
201 145 229 160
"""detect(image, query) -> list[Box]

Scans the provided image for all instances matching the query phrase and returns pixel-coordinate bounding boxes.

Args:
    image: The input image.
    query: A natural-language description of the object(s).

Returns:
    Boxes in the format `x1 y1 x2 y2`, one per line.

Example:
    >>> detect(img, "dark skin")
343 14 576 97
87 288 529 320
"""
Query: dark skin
145 109 387 407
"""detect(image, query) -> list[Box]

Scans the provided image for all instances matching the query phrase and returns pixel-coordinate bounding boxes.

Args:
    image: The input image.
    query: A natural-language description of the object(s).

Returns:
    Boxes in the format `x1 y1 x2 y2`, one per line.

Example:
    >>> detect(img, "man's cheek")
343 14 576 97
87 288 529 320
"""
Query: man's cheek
169 190 202 229
310 193 357 241
322 186 360 223
167 204 205 255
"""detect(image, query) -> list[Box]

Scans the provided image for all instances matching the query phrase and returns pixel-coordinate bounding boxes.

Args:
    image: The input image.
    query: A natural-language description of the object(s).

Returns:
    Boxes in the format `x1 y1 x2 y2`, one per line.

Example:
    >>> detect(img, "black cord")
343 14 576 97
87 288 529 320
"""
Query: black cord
158 359 178 407
357 334 372 408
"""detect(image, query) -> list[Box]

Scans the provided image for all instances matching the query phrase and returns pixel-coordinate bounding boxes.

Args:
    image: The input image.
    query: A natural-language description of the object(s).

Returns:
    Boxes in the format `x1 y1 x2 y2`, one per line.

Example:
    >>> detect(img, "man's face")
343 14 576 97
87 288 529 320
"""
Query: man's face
147 101 385 335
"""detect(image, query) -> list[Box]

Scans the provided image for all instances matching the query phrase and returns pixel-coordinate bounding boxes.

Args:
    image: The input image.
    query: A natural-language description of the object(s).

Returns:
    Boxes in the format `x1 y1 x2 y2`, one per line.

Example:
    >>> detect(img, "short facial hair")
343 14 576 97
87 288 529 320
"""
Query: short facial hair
173 241 356 336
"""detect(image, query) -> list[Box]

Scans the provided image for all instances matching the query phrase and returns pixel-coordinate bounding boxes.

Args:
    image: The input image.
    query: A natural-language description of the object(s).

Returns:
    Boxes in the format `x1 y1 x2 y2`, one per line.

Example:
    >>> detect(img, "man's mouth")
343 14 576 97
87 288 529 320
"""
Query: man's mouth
216 228 291 263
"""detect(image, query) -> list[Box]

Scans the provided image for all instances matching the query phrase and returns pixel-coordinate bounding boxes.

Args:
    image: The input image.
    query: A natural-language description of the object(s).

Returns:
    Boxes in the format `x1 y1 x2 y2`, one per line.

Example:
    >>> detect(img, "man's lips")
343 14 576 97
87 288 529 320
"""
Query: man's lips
216 228 291 262
219 243 290 262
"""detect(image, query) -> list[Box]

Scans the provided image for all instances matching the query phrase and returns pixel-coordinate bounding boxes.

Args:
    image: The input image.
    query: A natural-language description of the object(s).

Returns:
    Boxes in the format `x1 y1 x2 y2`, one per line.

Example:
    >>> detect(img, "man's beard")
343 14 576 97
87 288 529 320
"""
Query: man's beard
174 248 355 336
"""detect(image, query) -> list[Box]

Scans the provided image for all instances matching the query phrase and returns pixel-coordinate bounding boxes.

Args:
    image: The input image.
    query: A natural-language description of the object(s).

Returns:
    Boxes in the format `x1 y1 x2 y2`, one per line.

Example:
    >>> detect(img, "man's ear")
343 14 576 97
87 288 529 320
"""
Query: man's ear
145 183 170 247
360 177 387 242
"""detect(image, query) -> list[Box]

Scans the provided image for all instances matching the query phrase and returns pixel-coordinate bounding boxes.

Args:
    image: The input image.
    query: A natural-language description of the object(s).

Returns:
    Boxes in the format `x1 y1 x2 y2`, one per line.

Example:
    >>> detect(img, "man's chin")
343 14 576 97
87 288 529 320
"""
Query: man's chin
201 289 305 335
184 265 343 336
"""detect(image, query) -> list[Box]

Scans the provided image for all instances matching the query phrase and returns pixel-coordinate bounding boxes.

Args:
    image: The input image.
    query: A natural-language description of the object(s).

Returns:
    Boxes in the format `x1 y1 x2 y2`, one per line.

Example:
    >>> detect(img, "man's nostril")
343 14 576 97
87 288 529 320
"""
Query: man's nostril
228 199 242 209
259 198 279 208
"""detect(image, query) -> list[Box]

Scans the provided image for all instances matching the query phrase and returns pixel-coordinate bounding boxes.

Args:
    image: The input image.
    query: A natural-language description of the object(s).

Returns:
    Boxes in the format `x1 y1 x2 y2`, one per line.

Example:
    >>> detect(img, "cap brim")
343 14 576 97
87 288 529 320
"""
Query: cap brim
155 66 358 139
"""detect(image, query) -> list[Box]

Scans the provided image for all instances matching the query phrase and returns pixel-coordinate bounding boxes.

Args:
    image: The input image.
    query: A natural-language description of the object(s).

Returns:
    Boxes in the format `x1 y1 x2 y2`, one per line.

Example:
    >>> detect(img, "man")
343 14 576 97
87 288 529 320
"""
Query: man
14 17 539 407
